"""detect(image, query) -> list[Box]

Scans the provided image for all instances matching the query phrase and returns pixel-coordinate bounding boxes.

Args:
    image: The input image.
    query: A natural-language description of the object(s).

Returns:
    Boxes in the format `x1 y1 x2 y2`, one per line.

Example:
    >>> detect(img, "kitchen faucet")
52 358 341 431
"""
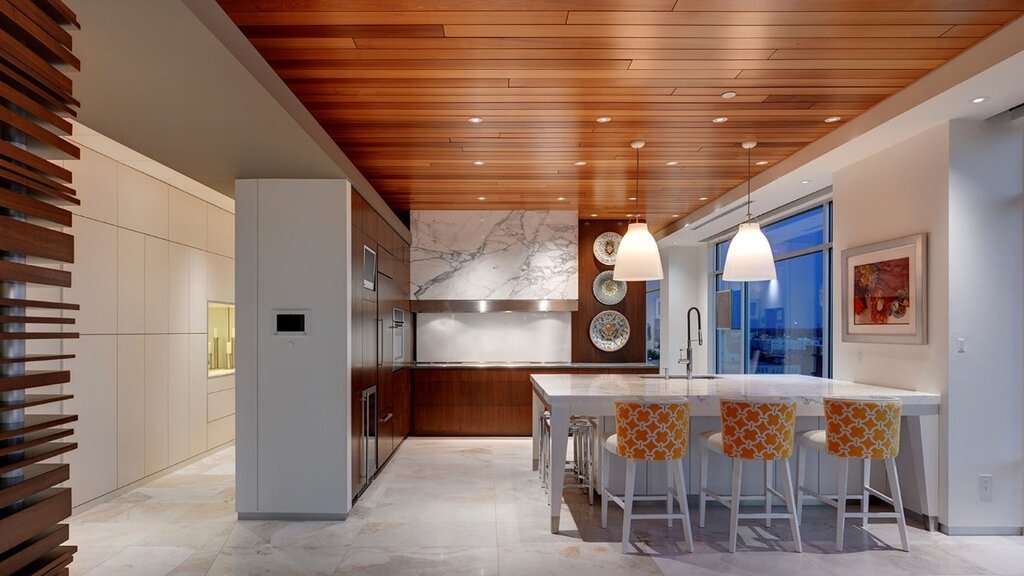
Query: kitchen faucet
679 307 703 380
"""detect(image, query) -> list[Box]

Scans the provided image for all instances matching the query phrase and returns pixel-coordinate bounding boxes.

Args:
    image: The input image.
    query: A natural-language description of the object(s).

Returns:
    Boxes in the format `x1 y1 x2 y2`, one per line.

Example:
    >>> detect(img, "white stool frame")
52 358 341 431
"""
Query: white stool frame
698 434 802 554
796 445 910 552
600 451 695 554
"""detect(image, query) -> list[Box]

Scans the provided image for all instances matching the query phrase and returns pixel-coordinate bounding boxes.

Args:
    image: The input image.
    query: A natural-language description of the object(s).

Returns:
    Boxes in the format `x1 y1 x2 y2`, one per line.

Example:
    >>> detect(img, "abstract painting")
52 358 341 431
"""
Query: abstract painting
842 234 927 344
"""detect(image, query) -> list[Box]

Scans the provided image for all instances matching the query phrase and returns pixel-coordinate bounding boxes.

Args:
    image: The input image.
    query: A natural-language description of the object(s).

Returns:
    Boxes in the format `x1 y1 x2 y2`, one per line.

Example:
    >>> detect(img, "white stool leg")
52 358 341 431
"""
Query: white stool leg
587 428 596 506
600 447 611 529
622 459 638 553
861 458 871 528
795 444 806 525
781 459 802 553
836 457 849 552
885 457 911 552
675 459 695 553
729 458 743 554
764 460 774 528
699 439 709 528
666 460 674 527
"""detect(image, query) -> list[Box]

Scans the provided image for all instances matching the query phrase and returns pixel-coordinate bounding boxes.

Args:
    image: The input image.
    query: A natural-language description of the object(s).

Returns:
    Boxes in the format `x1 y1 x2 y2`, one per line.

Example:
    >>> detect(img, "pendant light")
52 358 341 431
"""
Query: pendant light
722 141 776 282
613 139 664 281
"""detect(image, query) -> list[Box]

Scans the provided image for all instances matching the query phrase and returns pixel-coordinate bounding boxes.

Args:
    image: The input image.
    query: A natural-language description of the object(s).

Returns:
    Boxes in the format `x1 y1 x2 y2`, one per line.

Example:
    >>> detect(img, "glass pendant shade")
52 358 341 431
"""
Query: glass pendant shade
722 221 776 281
613 222 663 281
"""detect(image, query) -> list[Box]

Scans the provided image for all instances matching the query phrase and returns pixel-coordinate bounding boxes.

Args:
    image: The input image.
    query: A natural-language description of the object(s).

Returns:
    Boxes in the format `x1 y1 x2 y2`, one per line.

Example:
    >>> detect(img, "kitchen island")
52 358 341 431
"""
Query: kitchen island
531 372 941 533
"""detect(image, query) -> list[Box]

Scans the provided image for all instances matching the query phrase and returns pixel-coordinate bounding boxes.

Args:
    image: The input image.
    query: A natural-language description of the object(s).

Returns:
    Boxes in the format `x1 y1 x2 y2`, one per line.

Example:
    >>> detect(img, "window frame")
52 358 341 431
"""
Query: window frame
708 198 833 377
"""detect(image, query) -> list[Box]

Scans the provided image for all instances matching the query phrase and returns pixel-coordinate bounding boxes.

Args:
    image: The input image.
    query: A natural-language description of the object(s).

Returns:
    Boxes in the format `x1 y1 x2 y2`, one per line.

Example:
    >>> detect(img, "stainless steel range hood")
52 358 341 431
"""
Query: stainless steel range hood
410 299 578 313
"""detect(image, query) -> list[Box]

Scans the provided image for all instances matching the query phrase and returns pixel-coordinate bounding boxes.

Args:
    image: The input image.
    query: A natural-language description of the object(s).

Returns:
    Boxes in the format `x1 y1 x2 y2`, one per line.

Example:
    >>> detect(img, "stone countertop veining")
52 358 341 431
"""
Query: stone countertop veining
410 362 656 369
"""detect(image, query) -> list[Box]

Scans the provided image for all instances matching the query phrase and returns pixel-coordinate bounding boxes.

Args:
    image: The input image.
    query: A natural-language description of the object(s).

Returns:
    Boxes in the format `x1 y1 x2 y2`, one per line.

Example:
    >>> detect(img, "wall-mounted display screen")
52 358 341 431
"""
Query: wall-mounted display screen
363 245 377 291
276 313 306 333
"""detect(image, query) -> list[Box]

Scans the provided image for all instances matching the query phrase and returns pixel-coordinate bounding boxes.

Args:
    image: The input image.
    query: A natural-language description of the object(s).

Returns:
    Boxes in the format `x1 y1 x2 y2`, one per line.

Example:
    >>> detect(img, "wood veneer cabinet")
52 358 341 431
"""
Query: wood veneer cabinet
411 367 657 436
351 191 411 498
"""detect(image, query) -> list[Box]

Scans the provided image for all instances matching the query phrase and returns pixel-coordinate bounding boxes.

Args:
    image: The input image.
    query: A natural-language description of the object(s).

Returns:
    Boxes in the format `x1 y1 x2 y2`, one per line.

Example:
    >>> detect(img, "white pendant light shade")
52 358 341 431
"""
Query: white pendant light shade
613 222 663 281
722 222 776 282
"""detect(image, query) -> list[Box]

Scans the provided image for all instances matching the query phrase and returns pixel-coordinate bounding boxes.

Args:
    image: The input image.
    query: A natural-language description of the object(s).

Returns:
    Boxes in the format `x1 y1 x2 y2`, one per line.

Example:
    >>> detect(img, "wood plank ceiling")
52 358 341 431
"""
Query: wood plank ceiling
217 1 1022 230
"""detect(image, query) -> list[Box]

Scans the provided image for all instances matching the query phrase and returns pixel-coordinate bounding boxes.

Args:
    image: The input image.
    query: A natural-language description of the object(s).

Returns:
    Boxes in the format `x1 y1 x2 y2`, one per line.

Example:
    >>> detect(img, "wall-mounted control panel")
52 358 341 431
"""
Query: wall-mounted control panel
274 310 310 335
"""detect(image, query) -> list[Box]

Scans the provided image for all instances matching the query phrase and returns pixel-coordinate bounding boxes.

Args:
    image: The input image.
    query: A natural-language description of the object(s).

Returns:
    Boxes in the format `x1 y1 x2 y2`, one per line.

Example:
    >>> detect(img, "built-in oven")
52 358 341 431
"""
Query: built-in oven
360 385 378 486
392 308 405 368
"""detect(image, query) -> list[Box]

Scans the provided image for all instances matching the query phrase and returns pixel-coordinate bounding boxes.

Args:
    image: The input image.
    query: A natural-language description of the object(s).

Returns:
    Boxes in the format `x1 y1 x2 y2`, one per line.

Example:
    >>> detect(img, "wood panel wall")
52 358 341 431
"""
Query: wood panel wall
411 366 657 436
572 219 648 363
0 1 80 574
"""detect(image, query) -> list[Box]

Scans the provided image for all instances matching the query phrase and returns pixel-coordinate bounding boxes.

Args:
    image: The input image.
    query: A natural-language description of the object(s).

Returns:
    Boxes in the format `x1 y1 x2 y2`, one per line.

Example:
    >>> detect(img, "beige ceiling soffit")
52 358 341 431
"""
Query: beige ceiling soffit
182 0 410 242
69 120 235 214
655 14 1024 242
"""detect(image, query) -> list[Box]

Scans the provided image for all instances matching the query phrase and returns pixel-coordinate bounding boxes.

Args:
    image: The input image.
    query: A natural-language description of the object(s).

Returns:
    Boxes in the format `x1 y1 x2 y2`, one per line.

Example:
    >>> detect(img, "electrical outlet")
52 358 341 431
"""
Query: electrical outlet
856 349 863 363
956 337 967 354
979 474 993 502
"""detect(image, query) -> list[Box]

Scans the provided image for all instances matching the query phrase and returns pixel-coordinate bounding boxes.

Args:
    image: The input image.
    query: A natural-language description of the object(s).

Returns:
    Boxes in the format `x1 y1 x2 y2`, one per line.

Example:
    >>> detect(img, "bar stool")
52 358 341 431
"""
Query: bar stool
539 411 597 505
795 397 909 552
600 400 694 554
698 398 802 553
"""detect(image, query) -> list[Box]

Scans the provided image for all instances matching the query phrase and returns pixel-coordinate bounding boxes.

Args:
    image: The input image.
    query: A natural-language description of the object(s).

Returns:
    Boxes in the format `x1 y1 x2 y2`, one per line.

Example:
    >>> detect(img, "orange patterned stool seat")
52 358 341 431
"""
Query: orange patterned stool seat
795 397 910 552
601 401 694 554
698 398 802 553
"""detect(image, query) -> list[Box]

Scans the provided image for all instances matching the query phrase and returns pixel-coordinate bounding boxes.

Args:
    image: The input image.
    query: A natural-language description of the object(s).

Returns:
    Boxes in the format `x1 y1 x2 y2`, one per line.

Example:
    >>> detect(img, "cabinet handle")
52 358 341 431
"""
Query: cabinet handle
377 318 384 366
381 412 393 424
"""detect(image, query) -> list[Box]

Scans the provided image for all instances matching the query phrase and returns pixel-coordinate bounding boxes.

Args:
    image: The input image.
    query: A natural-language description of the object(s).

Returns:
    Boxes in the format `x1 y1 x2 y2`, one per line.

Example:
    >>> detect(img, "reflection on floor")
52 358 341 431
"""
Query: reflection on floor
67 438 1023 575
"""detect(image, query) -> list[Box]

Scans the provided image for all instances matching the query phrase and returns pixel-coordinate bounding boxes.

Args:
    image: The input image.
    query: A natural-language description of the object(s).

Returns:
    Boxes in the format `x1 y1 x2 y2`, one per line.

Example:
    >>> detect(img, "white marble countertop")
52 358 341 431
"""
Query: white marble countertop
530 373 940 416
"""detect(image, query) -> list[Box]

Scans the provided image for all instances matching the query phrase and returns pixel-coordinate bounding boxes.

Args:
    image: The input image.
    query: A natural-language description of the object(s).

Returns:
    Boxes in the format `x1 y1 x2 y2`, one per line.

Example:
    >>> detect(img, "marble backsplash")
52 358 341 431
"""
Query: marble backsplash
411 210 578 300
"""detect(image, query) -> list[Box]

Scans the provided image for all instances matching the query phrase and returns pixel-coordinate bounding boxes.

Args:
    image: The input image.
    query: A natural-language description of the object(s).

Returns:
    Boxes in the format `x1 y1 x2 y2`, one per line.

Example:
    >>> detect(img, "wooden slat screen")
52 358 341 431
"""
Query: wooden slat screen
0 1 79 574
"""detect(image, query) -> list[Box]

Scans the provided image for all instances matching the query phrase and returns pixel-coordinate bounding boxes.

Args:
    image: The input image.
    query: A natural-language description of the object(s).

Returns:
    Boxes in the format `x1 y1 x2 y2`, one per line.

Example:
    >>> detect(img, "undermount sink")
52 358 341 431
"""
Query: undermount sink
640 374 722 380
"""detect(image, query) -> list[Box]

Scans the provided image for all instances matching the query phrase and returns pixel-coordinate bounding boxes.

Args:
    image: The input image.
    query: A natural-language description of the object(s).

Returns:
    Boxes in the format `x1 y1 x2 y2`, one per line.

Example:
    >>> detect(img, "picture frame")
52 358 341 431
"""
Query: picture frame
841 233 927 344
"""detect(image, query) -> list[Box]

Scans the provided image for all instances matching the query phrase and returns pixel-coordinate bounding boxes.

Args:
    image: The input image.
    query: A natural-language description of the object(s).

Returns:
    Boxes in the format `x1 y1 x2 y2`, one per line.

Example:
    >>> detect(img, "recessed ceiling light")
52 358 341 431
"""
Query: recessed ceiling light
698 196 708 201
971 97 988 104
590 213 598 217
477 196 486 201
672 241 678 245
665 161 679 166
574 161 587 166
801 179 812 184
467 116 483 124
755 160 769 166
625 213 633 218
596 116 612 123
712 116 728 124
472 160 485 166
671 214 679 218
556 196 566 201
824 116 842 123
721 91 737 99
628 196 637 201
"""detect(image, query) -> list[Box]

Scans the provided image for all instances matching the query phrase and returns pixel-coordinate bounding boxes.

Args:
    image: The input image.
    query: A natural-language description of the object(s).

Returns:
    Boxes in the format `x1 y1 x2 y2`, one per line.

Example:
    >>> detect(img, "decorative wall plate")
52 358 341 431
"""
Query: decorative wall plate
592 270 627 305
589 310 630 352
593 231 622 265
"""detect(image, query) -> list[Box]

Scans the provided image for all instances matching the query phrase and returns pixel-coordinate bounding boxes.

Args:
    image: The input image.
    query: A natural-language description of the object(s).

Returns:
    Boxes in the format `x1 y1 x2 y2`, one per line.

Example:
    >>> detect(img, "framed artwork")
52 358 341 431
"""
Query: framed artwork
841 233 927 344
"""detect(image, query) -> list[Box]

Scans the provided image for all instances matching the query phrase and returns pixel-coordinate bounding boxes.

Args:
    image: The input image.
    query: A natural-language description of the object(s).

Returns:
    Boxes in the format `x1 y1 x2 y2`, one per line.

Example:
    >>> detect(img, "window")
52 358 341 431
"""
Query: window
713 203 831 376
646 280 660 363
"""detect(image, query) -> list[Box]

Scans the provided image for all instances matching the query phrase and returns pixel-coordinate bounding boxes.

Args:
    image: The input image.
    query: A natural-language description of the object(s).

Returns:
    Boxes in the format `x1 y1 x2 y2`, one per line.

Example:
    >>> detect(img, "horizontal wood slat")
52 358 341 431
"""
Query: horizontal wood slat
0 443 76 477
0 332 80 341
218 0 1020 222
14 545 75 576
0 465 68 516
0 525 69 576
0 315 74 324
0 414 78 442
0 261 72 287
0 428 75 458
0 297 79 310
0 216 74 263
0 394 72 412
0 354 74 365
0 489 71 552
0 370 71 392
0 187 72 226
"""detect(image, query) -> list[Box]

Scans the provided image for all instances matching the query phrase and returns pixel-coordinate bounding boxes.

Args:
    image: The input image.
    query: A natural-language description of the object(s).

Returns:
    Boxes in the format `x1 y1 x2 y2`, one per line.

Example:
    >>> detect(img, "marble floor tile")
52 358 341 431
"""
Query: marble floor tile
66 439 1023 576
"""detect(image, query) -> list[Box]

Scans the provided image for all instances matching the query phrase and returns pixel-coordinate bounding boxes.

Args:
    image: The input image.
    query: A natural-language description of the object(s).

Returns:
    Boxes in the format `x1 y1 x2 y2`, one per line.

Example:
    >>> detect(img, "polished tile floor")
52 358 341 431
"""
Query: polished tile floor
68 438 1023 575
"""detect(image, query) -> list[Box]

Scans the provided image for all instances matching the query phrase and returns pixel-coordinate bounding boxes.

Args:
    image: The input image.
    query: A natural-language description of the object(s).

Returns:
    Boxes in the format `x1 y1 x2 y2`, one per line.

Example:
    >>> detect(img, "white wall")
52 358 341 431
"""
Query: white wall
659 246 709 376
833 119 1024 533
945 119 1023 532
416 312 571 363
235 179 352 518
27 144 236 507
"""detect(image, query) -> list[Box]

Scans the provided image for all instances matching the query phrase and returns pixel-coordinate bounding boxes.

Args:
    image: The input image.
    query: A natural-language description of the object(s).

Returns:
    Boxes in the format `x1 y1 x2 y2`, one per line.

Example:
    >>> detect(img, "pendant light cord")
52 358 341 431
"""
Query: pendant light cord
634 145 641 223
746 145 752 221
